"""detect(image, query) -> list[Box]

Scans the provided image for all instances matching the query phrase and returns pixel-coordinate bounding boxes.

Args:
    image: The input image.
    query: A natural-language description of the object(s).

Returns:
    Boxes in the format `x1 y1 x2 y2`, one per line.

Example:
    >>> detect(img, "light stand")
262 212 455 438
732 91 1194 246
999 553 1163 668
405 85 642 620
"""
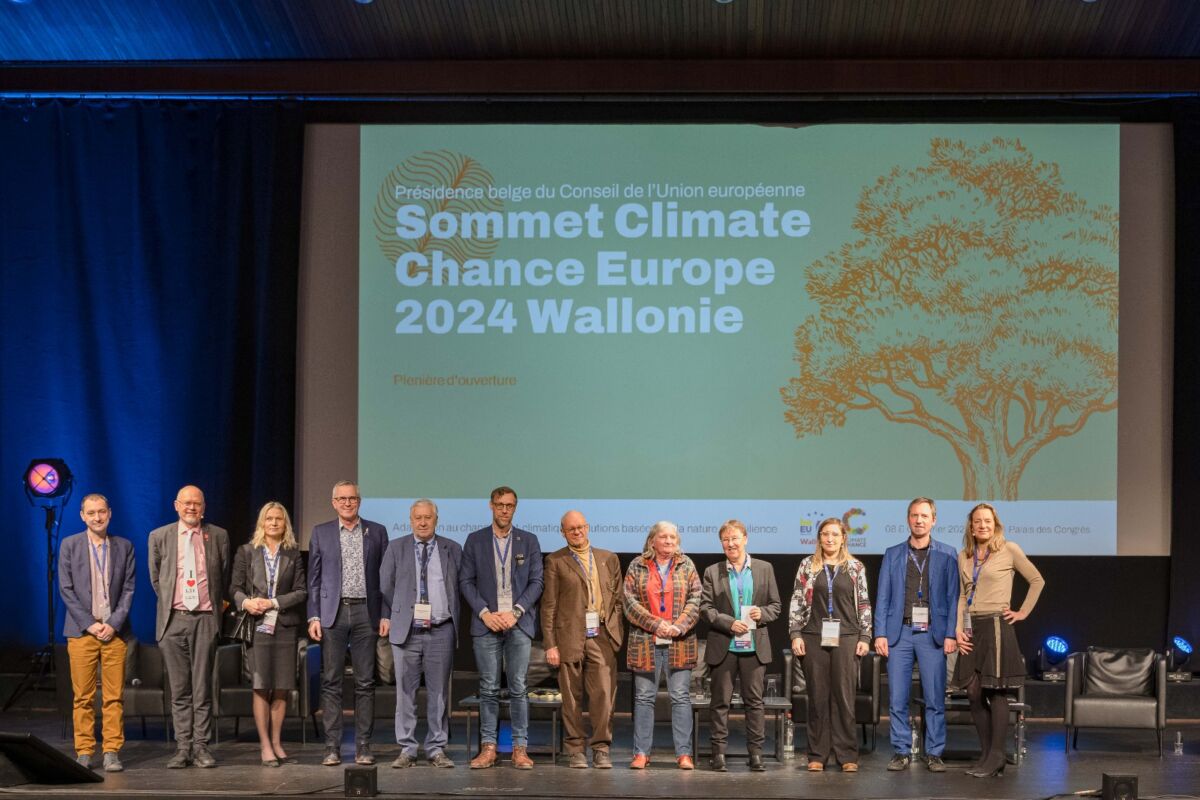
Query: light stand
2 459 73 712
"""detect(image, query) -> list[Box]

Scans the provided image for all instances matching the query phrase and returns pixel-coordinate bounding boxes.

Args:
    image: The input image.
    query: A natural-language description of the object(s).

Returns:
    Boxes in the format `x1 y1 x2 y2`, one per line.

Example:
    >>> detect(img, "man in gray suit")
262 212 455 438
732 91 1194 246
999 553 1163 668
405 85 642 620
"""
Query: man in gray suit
380 499 462 769
59 493 136 772
148 485 231 768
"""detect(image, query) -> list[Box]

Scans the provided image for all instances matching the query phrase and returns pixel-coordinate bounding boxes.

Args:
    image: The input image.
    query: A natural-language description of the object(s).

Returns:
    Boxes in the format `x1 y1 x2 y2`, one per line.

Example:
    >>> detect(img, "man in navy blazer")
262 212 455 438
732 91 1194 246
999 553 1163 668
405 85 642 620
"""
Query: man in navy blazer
380 499 462 768
459 486 544 769
59 493 136 772
307 481 389 766
873 497 959 772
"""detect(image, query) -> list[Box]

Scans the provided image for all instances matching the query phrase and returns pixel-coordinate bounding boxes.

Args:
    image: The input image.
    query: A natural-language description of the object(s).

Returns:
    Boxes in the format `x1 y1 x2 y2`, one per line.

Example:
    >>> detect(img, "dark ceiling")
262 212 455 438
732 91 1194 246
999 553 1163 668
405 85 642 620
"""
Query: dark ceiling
3 0 1199 62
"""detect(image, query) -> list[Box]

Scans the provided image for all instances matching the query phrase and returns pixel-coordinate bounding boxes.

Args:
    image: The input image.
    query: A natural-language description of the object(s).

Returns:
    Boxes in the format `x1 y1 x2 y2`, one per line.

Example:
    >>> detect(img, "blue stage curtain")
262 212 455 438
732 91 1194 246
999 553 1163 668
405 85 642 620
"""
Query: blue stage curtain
0 98 303 647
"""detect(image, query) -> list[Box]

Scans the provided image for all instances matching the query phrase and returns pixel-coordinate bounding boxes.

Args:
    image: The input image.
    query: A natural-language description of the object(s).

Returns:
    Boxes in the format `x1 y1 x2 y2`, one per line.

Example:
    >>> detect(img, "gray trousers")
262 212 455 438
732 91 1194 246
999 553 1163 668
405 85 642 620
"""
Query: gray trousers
393 622 455 757
161 609 219 751
320 601 377 748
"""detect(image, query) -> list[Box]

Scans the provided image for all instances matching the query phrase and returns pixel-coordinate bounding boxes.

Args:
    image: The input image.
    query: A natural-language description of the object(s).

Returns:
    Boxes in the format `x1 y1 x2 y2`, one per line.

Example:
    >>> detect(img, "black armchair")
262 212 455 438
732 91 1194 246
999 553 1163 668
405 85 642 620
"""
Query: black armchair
212 640 319 744
1064 647 1166 756
784 649 881 751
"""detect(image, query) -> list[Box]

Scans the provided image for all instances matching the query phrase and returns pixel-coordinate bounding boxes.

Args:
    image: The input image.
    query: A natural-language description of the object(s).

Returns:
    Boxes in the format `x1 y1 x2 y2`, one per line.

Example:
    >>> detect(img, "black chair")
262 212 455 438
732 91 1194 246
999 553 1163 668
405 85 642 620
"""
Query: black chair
1064 646 1166 756
212 640 318 743
784 648 881 751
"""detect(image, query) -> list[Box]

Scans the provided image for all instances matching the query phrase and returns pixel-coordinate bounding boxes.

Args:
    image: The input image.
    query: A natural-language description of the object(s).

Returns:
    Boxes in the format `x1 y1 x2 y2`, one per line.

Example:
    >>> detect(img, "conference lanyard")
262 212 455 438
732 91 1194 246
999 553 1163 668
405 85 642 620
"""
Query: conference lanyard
966 548 991 609
494 535 512 590
729 559 751 616
823 564 839 618
908 547 929 603
90 539 109 602
655 558 673 614
571 549 596 609
263 547 280 599
417 539 432 604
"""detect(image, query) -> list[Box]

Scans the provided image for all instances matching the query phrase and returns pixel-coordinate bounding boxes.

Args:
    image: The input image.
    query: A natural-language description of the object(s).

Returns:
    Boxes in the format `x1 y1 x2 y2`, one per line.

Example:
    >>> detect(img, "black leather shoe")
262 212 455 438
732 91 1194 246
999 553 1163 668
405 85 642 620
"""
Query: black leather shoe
166 750 191 769
322 748 341 766
710 753 727 772
886 754 911 771
748 754 766 772
193 747 216 768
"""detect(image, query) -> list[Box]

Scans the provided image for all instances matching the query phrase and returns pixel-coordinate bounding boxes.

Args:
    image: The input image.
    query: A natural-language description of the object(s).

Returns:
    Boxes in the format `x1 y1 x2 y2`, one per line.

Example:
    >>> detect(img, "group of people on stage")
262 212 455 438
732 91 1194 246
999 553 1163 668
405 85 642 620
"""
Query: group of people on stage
58 486 1043 779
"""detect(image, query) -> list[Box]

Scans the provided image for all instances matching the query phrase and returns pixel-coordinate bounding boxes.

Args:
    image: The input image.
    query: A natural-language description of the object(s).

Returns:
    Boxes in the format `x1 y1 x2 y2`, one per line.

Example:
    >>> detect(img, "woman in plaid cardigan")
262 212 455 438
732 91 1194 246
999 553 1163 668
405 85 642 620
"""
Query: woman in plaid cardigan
622 521 702 769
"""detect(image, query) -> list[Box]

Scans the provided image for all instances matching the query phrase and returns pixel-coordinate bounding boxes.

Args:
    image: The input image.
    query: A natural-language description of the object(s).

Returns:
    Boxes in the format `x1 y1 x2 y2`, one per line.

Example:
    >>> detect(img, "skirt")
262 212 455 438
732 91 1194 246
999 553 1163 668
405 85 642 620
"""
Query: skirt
247 624 298 691
953 612 1026 690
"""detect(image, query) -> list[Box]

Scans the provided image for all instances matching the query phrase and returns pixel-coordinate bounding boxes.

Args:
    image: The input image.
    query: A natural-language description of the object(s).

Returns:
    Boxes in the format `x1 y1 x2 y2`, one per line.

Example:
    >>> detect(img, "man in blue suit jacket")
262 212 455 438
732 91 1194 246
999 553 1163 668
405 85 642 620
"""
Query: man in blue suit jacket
380 499 462 769
459 486 544 769
873 497 959 772
59 493 136 772
307 481 389 766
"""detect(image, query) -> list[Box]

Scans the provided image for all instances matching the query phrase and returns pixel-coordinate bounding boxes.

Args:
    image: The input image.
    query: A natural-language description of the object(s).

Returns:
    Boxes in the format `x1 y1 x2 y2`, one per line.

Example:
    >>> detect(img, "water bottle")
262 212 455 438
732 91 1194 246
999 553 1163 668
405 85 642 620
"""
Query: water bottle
911 724 919 755
1175 731 1184 755
782 712 795 759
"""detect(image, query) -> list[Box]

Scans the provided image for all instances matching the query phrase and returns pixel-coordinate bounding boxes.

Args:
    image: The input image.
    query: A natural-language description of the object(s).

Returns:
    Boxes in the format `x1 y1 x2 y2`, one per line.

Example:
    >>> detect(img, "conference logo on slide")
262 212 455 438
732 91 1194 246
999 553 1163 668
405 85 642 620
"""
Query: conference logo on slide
780 137 1119 502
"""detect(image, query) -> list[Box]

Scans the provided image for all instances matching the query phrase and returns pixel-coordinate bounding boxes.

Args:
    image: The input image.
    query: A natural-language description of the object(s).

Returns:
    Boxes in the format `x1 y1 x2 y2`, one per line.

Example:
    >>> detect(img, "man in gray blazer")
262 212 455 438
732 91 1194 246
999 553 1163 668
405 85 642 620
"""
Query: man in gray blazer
380 499 462 769
699 519 781 773
148 485 231 769
59 493 136 772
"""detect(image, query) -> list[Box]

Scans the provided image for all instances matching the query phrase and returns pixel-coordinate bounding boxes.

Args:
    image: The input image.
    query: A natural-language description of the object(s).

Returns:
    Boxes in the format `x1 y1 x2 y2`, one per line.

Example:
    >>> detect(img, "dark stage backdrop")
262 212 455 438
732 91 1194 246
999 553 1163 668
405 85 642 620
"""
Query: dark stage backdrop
0 99 303 648
0 96 1195 669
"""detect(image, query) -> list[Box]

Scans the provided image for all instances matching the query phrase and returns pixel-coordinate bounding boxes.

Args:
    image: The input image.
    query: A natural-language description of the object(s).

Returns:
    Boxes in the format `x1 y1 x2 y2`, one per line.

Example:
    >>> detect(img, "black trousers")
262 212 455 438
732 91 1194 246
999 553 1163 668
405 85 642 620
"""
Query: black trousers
800 633 860 765
320 601 377 748
709 651 766 754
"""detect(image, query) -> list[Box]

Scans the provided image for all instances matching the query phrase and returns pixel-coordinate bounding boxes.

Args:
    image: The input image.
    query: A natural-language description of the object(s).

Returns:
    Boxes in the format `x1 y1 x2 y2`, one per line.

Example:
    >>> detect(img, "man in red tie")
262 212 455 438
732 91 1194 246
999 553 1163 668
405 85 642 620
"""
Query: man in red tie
149 485 230 769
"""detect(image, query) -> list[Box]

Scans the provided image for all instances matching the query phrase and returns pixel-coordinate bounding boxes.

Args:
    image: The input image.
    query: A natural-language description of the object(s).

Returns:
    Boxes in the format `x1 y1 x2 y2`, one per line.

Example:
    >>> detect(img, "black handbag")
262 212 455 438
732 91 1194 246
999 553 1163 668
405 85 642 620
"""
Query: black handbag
222 607 255 645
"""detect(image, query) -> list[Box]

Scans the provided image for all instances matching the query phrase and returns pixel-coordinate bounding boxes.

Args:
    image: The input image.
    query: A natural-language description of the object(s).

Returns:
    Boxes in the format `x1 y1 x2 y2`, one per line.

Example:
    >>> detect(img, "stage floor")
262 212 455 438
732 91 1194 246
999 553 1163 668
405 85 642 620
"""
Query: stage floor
0 711 1197 800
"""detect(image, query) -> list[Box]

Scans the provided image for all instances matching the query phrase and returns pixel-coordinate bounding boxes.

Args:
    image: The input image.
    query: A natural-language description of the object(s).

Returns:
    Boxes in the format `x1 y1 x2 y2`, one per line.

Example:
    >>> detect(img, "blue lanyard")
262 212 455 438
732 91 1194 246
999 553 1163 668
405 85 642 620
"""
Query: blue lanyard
655 558 673 614
493 535 512 590
729 558 751 615
908 547 929 602
417 539 433 603
823 564 839 618
263 547 280 599
89 539 109 601
967 548 991 608
571 549 596 608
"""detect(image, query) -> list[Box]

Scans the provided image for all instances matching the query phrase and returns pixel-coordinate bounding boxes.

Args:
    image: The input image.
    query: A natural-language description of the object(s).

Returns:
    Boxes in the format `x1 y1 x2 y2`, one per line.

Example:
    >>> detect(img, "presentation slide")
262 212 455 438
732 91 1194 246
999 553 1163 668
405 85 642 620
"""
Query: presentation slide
354 123 1119 555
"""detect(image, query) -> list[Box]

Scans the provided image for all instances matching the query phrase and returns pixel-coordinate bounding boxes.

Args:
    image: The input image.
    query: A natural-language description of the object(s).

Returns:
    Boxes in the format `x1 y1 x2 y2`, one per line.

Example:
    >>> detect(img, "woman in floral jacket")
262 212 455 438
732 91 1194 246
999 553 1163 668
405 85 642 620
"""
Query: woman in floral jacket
788 517 872 773
623 521 702 769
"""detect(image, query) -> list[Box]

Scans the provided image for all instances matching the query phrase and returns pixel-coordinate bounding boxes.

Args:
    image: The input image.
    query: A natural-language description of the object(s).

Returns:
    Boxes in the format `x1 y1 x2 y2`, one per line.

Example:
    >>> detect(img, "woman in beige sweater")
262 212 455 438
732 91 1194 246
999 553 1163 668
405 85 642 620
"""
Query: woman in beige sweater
953 502 1044 778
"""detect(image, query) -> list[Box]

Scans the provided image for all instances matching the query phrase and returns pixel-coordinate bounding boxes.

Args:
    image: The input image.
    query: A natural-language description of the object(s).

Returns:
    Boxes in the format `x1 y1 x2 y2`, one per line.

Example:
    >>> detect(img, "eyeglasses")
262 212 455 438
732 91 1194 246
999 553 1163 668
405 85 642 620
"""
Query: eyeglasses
563 525 588 534
492 502 516 511
333 496 360 504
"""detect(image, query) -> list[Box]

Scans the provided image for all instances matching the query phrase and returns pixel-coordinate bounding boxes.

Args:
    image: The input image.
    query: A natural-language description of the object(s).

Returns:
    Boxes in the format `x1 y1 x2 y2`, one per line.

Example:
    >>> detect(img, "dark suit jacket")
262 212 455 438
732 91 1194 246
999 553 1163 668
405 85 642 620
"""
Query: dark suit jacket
381 534 463 647
700 556 782 666
148 521 231 642
58 532 136 639
306 518 389 627
459 526 544 640
231 542 308 628
541 546 624 662
874 537 959 646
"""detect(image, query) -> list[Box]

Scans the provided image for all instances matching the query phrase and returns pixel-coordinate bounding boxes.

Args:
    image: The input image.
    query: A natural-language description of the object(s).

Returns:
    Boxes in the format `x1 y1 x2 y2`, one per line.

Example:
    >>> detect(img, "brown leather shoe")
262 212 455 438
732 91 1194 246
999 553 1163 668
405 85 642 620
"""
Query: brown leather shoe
676 755 694 770
469 744 498 769
807 760 824 771
630 753 649 769
511 746 534 769
841 762 859 772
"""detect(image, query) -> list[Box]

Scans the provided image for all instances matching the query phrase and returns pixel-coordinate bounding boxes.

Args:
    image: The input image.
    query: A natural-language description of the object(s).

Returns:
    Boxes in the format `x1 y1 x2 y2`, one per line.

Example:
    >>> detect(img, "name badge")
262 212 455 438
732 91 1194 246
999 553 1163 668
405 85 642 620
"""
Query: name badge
821 618 841 648
655 635 672 646
496 589 513 614
256 609 278 635
733 607 755 650
962 610 973 634
414 602 432 629
911 605 929 632
96 602 111 624
585 610 600 638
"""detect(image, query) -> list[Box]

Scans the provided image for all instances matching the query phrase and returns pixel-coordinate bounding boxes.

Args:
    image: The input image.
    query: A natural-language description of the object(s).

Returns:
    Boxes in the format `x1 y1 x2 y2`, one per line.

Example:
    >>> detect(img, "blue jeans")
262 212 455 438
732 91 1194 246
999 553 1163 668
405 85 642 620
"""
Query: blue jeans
632 647 693 757
886 626 947 756
472 628 532 747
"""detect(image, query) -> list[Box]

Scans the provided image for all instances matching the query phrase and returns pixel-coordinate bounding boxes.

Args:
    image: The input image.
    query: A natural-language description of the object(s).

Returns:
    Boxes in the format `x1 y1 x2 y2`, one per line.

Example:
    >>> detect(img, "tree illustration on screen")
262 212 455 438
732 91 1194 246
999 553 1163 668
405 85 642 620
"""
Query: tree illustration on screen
780 137 1118 500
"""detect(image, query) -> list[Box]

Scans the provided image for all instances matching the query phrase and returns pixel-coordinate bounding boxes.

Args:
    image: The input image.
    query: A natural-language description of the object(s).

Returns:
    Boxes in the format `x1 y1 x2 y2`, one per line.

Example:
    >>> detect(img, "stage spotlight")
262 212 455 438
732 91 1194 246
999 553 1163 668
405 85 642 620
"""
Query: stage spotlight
1038 635 1070 681
1168 635 1193 682
23 458 73 506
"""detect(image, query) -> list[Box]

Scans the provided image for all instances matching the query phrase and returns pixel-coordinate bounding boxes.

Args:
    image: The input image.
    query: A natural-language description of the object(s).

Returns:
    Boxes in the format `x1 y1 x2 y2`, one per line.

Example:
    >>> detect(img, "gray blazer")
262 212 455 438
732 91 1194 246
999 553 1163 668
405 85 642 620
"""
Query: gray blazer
58 532 136 639
148 521 231 641
231 542 308 628
700 556 782 666
380 534 463 647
